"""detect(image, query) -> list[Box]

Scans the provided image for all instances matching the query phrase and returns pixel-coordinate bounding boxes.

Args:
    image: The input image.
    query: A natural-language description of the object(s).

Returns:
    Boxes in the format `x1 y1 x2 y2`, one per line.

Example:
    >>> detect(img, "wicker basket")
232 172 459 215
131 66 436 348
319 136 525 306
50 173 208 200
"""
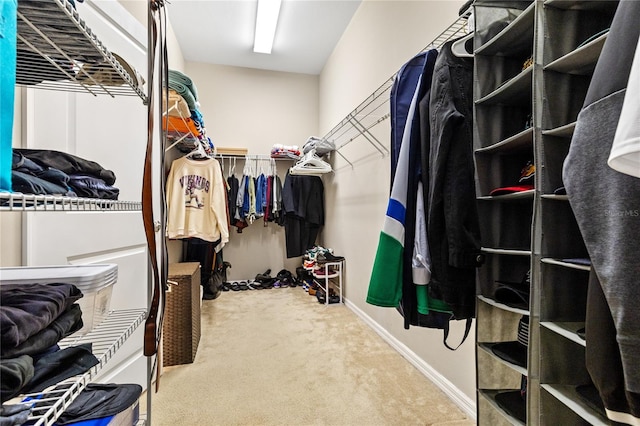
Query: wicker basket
162 262 201 366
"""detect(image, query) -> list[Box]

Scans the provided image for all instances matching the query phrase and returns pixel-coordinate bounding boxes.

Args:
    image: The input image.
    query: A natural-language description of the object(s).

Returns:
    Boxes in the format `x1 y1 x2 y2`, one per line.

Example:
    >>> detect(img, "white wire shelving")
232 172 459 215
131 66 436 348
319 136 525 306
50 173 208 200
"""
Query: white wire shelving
0 192 141 212
18 309 147 426
16 0 147 102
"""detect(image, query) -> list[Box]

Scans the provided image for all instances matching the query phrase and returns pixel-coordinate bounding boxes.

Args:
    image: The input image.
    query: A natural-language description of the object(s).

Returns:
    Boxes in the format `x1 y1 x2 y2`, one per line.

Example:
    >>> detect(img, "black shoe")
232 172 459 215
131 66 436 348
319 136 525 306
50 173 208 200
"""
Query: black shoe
317 252 344 264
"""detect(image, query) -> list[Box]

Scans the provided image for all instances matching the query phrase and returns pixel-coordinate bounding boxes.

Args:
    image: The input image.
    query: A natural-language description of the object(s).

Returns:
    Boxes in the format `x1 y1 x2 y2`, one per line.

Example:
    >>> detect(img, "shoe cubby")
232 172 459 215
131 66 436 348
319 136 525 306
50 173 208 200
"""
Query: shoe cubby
479 388 527 426
477 199 533 251
540 386 606 426
474 104 533 148
540 326 590 385
538 135 569 195
475 55 533 101
539 260 588 324
542 2 617 66
475 1 535 56
539 199 587 258
477 252 531 300
475 149 534 197
541 70 591 130
473 0 621 423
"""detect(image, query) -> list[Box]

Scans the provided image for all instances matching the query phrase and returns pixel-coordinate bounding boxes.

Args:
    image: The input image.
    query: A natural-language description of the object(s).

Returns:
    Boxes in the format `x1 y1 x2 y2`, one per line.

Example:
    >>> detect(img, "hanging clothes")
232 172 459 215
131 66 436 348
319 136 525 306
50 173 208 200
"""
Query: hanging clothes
227 174 239 223
426 39 483 321
165 156 229 246
282 172 324 258
563 1 640 421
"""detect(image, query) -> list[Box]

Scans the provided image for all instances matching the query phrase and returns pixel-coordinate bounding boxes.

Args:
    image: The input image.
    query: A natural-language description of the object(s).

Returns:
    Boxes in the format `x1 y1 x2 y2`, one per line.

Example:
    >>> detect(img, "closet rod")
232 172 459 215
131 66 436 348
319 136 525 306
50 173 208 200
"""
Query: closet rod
323 11 471 161
214 154 292 161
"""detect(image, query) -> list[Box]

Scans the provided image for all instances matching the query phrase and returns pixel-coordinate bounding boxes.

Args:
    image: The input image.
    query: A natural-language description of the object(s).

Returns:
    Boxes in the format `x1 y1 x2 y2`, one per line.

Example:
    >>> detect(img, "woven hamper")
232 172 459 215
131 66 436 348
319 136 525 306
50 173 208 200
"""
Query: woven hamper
163 262 201 366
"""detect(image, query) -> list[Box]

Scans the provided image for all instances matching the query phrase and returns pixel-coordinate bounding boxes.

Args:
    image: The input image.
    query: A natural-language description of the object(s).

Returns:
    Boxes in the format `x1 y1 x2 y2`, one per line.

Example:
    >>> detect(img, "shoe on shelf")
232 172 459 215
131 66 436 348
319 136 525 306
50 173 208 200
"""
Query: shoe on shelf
314 267 339 278
316 252 345 264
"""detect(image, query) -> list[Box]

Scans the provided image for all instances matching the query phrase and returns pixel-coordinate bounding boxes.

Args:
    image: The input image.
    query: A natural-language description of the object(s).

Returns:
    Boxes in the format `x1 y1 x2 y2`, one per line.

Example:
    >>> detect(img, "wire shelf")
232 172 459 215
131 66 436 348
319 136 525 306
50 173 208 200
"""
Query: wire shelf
322 13 471 160
16 0 147 103
19 309 147 426
0 192 141 212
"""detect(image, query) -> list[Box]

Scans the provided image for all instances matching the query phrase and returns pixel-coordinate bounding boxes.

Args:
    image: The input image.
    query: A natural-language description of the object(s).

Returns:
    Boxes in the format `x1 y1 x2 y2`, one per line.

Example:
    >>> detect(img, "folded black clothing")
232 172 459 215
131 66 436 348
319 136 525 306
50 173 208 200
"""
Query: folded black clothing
23 344 98 394
0 283 83 349
16 149 116 186
55 383 142 425
68 174 120 200
11 171 76 197
0 355 34 403
1 304 83 359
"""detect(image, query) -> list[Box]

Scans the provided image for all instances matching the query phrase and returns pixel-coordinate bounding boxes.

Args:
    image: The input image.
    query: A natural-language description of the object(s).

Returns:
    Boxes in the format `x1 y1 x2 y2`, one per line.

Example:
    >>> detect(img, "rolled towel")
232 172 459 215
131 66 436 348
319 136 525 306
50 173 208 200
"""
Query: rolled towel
168 70 198 111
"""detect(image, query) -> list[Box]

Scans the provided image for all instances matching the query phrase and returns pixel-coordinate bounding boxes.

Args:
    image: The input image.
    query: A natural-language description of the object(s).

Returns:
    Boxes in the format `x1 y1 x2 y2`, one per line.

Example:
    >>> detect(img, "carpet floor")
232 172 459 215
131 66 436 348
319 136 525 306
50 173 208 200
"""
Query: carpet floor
147 285 474 426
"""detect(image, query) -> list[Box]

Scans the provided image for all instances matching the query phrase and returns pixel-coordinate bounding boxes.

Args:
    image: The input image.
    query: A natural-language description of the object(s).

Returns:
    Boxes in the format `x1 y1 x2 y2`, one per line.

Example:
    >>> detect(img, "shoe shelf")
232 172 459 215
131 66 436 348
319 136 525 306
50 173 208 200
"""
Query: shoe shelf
539 321 585 347
312 261 343 306
477 189 535 201
540 258 590 272
0 192 141 212
478 389 526 426
475 128 534 154
475 67 533 107
540 384 608 426
16 0 146 102
475 2 535 57
542 122 576 138
543 0 618 11
20 309 146 426
478 343 528 376
478 295 530 316
544 32 607 75
481 248 532 257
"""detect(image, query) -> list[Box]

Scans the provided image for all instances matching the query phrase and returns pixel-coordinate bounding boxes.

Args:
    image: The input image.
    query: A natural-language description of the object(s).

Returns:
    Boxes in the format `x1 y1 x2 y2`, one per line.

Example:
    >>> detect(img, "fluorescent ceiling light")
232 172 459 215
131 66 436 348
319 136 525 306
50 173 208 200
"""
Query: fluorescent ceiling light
253 0 282 54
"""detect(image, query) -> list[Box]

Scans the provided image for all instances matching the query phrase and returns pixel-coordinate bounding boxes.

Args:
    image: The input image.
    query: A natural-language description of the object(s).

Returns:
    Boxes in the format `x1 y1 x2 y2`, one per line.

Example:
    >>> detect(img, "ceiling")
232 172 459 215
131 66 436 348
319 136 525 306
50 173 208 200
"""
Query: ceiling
166 0 362 75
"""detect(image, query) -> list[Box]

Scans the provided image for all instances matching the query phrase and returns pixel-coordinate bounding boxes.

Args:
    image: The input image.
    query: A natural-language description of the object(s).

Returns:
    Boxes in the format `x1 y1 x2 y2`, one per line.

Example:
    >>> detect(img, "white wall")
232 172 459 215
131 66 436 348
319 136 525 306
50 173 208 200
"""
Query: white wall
181 62 319 280
318 0 477 409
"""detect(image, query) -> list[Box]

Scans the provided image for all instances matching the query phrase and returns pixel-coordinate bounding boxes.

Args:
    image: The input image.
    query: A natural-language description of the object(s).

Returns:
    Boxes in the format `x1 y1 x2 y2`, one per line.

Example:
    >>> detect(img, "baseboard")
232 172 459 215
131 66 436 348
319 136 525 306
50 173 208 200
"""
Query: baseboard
344 298 477 420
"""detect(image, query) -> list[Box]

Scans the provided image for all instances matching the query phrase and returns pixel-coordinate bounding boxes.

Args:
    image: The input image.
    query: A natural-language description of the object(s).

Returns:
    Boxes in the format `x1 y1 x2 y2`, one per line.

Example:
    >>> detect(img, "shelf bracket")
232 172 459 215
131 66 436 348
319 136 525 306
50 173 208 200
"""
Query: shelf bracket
347 113 389 157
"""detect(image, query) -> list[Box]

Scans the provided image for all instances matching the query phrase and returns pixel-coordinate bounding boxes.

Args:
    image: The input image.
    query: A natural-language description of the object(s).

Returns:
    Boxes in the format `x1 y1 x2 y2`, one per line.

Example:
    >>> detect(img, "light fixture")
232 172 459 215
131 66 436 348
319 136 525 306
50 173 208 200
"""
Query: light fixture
253 0 282 54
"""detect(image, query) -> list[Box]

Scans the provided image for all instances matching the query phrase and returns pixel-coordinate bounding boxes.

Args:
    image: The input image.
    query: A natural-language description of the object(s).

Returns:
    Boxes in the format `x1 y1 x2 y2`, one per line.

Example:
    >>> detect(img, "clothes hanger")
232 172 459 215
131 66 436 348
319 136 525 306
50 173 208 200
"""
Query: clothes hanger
290 149 332 175
185 141 209 160
451 32 474 58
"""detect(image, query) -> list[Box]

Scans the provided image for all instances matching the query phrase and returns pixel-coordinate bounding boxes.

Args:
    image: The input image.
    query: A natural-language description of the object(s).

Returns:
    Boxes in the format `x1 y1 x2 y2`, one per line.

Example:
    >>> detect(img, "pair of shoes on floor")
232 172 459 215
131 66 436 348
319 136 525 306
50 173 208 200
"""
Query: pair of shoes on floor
316 288 340 304
227 281 251 291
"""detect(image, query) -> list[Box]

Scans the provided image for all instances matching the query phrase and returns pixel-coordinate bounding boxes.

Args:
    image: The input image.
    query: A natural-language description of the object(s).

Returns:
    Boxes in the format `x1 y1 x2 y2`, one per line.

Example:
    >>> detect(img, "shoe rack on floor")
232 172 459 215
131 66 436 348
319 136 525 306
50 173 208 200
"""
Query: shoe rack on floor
472 0 618 424
312 261 344 305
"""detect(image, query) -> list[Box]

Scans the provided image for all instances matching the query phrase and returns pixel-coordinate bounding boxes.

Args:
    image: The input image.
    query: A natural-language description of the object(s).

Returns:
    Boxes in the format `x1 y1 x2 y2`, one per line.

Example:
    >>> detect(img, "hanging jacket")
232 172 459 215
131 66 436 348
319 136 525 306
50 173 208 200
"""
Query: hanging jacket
426 40 483 320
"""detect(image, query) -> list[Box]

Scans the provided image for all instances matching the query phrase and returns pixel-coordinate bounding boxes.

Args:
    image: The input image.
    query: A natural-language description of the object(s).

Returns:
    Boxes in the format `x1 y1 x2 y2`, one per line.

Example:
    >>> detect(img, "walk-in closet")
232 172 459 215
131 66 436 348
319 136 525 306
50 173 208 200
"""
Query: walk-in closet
2 1 638 425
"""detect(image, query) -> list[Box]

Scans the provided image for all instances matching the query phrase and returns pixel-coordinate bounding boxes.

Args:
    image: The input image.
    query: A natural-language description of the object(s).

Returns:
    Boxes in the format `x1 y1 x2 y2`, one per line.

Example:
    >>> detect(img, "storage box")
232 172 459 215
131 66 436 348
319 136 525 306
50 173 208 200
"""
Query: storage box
0 264 118 335
163 262 201 367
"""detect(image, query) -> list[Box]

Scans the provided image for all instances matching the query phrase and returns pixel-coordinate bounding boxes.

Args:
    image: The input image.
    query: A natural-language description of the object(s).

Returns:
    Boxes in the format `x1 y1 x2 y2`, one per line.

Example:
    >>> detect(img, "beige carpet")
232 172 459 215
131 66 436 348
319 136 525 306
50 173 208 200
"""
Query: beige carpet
147 286 474 426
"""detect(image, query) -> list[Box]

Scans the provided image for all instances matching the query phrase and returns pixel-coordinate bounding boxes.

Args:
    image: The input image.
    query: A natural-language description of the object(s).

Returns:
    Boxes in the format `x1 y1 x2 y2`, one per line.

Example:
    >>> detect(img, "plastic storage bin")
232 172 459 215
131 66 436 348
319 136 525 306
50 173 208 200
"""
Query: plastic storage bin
0 264 118 334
